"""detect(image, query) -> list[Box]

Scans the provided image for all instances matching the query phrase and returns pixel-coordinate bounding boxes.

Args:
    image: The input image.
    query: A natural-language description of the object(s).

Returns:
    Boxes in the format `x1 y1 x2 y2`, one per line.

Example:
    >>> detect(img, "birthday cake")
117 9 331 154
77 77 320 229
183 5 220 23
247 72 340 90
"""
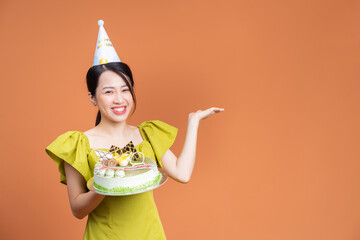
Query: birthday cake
92 142 162 194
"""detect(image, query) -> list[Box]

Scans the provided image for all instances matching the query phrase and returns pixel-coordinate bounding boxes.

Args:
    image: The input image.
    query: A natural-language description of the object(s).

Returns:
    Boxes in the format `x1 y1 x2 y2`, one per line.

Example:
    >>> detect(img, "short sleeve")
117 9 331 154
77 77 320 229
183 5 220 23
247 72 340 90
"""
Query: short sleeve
45 131 91 184
138 120 178 167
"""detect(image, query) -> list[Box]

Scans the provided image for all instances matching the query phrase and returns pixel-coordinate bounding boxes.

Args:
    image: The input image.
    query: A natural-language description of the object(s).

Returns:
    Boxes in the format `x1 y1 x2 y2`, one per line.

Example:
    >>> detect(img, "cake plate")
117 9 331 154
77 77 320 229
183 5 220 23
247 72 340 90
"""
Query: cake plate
87 168 168 196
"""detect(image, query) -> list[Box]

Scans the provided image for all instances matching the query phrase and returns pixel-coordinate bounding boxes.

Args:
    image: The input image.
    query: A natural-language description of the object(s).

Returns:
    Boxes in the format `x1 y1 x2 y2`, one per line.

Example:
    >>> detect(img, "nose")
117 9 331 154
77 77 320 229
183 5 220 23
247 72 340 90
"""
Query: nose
113 92 125 104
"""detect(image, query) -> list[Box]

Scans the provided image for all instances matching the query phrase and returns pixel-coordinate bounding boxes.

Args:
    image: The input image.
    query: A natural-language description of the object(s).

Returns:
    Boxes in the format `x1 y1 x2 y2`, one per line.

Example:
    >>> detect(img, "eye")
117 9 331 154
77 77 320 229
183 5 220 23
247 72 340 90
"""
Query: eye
104 90 113 94
122 88 130 92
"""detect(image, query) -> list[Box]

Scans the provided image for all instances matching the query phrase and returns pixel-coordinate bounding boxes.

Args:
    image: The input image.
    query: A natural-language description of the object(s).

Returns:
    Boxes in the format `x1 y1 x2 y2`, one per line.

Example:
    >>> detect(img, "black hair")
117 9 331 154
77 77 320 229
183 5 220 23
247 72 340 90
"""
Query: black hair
86 62 136 126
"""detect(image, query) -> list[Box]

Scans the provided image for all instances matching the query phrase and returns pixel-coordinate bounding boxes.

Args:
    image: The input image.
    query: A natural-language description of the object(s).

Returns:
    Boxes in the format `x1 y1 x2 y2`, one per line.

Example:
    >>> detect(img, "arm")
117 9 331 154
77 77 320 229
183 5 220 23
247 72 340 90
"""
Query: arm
161 107 224 183
64 162 105 219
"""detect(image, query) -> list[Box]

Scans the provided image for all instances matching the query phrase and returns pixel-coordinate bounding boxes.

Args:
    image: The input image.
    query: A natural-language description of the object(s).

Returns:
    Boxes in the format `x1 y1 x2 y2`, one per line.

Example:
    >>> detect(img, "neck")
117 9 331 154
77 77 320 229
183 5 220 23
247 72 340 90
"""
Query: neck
96 119 129 138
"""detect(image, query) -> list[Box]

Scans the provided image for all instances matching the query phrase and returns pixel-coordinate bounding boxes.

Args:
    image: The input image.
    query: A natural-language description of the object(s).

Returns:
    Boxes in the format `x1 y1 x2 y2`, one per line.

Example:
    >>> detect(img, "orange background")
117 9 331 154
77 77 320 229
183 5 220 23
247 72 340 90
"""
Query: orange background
1 0 360 239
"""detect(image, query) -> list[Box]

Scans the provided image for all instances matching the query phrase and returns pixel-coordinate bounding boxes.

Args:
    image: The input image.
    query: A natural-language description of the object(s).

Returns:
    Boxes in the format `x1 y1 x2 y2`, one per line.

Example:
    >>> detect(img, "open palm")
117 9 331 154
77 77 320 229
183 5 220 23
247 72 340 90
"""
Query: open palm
189 107 224 121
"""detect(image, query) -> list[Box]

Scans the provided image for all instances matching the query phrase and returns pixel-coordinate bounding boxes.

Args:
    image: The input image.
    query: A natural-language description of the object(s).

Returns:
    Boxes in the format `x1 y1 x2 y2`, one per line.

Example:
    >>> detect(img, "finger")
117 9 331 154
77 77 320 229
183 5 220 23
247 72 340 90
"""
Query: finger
209 107 225 113
202 108 218 118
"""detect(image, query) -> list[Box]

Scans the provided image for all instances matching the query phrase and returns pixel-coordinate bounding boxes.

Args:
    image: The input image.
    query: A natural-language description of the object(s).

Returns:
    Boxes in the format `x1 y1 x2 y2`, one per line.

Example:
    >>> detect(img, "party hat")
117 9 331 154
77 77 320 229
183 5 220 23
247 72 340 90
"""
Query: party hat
93 20 121 66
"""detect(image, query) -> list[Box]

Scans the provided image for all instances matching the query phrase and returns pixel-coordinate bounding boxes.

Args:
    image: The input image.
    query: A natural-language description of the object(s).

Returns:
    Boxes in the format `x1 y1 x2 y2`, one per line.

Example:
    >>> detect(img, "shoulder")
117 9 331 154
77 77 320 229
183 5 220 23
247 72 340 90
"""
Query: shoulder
126 125 143 146
83 128 96 142
82 128 104 149
46 130 90 159
136 121 178 165
51 130 88 142
138 120 178 140
46 131 93 183
138 120 177 130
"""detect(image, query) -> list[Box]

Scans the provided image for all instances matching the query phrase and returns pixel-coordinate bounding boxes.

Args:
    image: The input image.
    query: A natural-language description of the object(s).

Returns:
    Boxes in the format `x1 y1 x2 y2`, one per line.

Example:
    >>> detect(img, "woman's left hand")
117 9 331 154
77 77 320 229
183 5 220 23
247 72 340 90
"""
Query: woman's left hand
162 106 225 183
189 107 224 122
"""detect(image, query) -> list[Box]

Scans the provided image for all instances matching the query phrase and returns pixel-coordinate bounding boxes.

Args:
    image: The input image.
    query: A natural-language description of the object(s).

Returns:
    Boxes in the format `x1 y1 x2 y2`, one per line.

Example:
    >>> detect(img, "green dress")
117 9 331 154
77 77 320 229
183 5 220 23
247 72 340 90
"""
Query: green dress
46 120 177 240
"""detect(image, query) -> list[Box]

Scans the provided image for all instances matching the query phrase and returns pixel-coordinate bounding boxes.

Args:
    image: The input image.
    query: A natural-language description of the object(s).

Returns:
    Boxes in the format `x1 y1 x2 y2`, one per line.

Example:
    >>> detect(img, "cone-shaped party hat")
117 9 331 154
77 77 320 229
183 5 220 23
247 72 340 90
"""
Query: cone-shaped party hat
93 20 121 66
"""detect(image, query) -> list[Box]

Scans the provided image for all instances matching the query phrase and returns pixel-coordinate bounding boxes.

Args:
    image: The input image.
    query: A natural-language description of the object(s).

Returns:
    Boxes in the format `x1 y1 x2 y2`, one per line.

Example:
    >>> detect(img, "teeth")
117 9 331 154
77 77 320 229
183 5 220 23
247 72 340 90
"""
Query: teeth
113 107 125 111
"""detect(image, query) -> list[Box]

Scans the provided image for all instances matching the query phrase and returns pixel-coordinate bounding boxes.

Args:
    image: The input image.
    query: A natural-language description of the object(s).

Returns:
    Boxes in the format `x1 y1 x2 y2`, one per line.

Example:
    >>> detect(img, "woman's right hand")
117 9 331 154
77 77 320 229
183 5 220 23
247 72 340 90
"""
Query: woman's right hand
64 162 105 219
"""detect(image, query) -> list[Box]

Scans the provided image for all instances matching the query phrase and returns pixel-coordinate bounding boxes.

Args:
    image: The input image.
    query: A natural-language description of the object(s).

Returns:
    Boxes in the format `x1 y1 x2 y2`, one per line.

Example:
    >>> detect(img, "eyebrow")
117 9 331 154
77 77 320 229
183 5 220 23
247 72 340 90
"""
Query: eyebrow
102 85 128 90
102 86 114 90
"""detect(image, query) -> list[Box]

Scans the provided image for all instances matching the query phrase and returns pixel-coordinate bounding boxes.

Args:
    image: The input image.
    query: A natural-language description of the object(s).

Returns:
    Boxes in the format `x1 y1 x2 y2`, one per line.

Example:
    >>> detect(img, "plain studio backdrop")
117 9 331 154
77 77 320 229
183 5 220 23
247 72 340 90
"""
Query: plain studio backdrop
0 0 359 239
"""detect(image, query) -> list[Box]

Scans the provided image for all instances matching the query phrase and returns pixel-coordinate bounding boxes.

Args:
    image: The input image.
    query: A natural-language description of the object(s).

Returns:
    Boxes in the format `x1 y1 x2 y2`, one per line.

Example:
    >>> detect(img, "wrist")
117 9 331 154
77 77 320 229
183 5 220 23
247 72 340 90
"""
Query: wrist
188 116 200 128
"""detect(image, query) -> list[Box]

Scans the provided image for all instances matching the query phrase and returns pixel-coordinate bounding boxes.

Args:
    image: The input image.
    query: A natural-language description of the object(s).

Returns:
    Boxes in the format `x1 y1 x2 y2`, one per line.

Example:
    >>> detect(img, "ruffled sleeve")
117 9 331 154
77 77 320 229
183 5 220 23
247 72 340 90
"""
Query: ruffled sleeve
45 131 91 184
138 120 178 168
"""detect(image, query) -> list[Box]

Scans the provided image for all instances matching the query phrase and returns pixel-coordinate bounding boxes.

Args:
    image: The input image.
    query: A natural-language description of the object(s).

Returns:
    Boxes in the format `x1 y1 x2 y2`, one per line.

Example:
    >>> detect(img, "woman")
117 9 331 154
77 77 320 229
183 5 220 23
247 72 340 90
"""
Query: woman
46 21 223 240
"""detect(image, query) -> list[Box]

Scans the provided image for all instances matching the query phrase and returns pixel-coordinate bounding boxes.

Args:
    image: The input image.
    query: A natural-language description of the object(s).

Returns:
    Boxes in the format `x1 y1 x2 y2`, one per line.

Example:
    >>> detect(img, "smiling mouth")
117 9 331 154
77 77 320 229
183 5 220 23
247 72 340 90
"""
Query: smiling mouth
112 106 127 115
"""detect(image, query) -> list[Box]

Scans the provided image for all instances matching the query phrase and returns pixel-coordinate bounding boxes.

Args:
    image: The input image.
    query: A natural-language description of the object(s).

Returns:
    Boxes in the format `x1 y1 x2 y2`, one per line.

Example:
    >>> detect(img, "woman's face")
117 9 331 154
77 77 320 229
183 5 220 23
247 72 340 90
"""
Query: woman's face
91 70 134 124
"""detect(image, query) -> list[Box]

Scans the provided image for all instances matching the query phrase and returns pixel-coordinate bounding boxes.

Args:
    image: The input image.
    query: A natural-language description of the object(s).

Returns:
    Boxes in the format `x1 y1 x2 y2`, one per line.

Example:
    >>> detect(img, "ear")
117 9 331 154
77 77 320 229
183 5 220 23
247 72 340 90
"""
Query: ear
88 92 97 106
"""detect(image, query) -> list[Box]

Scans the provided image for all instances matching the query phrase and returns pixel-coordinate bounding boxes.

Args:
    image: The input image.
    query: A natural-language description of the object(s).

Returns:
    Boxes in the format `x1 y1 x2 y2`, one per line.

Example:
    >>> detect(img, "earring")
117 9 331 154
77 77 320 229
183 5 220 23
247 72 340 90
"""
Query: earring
92 102 96 106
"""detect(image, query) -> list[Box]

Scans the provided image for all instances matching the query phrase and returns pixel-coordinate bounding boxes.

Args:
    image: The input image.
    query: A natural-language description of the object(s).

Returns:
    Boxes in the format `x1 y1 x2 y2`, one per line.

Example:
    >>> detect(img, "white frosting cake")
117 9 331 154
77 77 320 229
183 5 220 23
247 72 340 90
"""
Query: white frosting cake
93 153 162 194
